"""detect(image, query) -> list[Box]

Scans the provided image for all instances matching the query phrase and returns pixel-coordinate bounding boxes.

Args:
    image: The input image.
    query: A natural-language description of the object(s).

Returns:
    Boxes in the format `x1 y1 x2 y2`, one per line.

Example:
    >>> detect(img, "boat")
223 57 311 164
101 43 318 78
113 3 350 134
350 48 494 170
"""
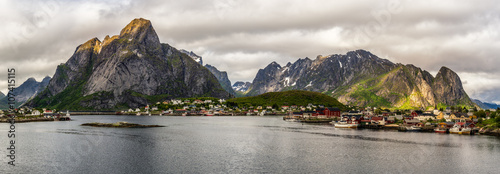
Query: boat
434 127 448 133
66 110 70 117
405 126 422 131
284 118 298 122
449 122 471 134
333 120 359 128
136 112 141 116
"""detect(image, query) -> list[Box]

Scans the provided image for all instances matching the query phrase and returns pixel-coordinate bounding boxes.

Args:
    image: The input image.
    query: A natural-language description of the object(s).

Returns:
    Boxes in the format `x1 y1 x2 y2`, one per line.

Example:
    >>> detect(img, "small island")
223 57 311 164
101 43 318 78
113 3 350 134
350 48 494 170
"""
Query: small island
81 122 164 128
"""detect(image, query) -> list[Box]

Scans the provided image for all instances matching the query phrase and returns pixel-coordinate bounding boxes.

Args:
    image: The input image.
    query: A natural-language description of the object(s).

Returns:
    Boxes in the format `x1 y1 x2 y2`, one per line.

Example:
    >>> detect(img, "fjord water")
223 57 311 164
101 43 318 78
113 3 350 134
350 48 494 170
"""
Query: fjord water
2 116 500 173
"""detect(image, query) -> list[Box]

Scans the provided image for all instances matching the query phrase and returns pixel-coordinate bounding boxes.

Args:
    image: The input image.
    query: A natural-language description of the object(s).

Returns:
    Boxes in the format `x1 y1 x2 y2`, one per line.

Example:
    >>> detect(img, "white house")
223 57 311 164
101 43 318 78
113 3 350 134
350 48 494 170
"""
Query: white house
31 110 41 116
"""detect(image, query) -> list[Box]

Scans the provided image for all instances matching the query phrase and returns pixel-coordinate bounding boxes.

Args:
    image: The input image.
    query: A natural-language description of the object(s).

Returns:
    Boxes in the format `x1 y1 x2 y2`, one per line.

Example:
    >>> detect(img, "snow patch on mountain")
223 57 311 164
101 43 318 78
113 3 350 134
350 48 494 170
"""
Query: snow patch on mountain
180 49 203 65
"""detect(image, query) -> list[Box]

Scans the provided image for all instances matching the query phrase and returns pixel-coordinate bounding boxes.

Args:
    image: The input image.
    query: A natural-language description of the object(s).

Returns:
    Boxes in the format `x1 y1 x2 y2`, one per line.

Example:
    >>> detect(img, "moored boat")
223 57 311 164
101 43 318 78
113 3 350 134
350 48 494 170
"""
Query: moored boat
333 120 359 128
434 127 447 133
449 122 473 135
405 126 422 131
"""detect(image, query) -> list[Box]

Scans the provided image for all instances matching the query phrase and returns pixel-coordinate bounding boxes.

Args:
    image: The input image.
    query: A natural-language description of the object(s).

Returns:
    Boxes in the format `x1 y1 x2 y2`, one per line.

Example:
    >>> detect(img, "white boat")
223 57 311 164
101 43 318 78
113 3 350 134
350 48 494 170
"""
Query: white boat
284 118 298 122
333 120 359 128
449 123 471 134
405 126 421 131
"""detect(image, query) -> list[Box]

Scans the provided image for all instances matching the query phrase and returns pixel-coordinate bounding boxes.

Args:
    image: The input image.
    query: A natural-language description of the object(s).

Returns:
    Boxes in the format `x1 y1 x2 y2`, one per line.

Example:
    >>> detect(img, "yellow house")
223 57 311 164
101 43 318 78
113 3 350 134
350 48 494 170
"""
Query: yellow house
436 112 445 120
450 113 470 122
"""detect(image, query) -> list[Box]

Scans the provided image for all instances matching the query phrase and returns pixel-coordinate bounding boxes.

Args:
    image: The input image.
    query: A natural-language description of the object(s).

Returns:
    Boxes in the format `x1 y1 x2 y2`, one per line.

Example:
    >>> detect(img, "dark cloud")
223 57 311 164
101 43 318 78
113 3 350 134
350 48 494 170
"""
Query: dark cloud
1 0 499 103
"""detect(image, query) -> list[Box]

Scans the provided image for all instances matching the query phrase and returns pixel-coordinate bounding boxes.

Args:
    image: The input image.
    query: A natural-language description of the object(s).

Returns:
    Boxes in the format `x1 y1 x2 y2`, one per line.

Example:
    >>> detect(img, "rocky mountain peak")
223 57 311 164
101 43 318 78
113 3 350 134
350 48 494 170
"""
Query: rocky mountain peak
26 77 37 82
119 18 160 47
268 61 281 69
232 81 252 92
42 76 51 83
120 18 152 37
180 49 203 65
76 37 101 54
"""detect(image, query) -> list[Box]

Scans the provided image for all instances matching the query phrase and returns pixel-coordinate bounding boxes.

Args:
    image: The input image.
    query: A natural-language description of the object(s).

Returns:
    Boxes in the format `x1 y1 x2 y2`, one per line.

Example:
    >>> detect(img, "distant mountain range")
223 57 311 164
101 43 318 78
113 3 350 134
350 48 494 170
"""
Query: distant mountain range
0 76 51 109
472 99 500 110
241 50 474 109
8 18 478 110
28 18 231 110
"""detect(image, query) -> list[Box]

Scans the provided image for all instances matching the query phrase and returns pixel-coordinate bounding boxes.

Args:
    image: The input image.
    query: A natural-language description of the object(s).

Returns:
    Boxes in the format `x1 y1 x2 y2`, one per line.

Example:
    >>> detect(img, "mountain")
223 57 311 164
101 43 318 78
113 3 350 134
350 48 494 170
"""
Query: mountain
0 76 51 109
12 76 51 103
232 81 251 92
204 64 235 95
0 91 4 99
247 50 474 109
29 18 231 110
473 99 500 110
179 49 203 65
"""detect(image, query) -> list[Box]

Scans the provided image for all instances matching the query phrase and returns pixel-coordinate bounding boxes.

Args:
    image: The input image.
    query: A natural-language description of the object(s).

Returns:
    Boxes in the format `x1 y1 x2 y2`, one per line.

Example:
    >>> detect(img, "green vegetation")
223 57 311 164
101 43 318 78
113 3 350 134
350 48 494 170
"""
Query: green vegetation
227 90 347 110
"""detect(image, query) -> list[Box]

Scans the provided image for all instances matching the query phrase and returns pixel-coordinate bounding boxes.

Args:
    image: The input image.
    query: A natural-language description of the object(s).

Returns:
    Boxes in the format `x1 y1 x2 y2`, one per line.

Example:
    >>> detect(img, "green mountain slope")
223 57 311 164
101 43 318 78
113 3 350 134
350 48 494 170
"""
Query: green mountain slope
227 90 347 110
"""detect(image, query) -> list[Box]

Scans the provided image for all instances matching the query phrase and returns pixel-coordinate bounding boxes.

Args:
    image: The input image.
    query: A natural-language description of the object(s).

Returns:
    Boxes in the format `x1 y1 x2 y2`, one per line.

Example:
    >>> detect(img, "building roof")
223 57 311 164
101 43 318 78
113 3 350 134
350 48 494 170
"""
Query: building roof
317 107 341 111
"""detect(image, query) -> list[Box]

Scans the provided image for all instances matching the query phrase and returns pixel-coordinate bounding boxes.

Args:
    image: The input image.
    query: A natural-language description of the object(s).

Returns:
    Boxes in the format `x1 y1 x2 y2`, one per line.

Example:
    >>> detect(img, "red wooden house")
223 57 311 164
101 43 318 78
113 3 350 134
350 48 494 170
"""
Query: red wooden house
315 107 341 118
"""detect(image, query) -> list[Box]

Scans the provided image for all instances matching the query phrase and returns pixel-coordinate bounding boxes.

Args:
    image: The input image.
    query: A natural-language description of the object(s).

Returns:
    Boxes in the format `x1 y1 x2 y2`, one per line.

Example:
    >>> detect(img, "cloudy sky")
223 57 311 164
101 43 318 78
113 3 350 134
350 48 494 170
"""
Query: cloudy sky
1 0 499 104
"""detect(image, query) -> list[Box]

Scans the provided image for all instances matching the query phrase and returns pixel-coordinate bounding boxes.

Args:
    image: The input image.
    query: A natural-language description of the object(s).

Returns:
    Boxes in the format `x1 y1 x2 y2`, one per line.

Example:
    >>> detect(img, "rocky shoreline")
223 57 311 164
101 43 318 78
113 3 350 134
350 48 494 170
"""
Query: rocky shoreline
0 117 55 123
478 128 500 136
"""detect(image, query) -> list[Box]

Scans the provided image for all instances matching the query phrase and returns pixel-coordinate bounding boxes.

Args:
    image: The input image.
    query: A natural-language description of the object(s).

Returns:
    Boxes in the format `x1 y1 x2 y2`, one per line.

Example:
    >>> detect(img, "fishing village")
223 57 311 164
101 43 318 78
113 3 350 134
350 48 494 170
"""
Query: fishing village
2 96 500 137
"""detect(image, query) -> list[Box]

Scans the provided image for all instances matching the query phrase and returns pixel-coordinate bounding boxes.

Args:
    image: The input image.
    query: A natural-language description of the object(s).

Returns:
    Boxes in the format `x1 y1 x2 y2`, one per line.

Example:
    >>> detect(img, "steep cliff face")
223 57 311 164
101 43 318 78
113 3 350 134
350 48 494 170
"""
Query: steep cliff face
204 64 235 95
336 64 436 108
432 66 474 106
30 18 231 110
248 50 474 109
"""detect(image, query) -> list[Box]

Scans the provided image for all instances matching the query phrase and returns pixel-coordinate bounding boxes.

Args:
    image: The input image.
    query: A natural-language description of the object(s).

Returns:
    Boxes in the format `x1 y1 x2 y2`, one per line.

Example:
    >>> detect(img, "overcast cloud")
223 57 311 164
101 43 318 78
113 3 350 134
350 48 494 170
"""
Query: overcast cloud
1 0 499 104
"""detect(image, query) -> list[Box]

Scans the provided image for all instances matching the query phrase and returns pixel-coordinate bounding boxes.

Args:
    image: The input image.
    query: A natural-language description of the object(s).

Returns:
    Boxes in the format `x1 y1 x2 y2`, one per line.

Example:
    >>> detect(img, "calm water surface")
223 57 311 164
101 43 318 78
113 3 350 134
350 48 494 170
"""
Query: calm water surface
1 115 500 173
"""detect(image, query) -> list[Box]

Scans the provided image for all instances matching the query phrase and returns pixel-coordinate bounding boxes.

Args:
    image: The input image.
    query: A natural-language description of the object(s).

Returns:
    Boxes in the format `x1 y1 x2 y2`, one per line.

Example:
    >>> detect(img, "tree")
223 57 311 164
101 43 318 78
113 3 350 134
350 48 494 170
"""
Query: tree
272 103 279 110
474 110 486 118
490 112 497 119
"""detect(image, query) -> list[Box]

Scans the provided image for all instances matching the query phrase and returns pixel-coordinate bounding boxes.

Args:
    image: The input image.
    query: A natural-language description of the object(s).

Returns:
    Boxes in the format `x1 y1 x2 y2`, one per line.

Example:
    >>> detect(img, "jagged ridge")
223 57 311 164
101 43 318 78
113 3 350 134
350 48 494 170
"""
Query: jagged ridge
247 50 474 109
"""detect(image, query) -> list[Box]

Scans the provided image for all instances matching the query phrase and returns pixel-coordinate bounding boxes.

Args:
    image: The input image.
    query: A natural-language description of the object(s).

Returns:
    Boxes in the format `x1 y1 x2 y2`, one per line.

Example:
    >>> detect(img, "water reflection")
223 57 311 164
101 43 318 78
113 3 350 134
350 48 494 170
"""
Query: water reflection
1 116 499 173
